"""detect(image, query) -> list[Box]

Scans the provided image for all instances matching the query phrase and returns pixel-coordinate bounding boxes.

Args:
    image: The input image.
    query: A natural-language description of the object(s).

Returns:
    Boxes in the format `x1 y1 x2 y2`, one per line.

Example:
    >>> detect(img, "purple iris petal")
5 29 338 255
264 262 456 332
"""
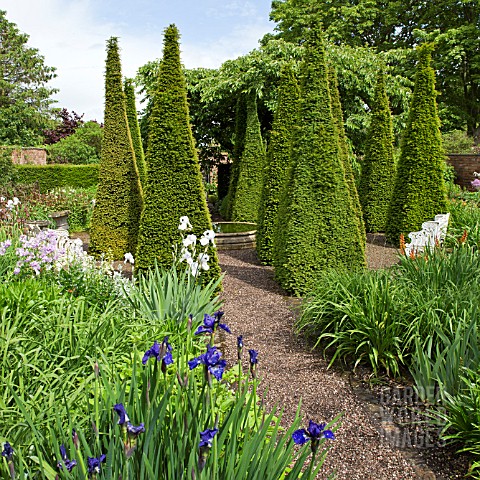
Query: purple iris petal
143 338 173 366
57 445 77 472
195 325 213 335
237 335 243 348
195 312 231 336
292 420 335 446
163 351 173 366
87 454 106 474
292 429 309 445
248 349 258 365
113 403 129 425
188 346 226 381
126 422 145 437
323 429 335 439
199 428 218 448
203 314 216 328
188 354 204 370
142 341 160 365
1 442 14 461
219 323 231 333
209 359 227 381
308 420 325 438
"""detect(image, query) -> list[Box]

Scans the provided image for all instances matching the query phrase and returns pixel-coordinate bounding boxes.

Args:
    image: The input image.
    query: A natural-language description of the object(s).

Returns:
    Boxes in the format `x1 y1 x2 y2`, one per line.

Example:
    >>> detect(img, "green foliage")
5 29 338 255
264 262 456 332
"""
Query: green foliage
386 44 448 245
298 245 480 381
222 94 247 220
46 121 103 164
13 164 99 191
298 269 406 376
217 163 231 201
0 146 17 186
124 78 147 189
135 25 220 285
274 26 366 296
268 0 480 136
257 65 299 265
328 65 366 245
89 37 143 260
0 10 57 146
442 129 475 154
230 92 266 222
359 70 396 232
128 264 223 326
446 197 480 250
437 368 480 476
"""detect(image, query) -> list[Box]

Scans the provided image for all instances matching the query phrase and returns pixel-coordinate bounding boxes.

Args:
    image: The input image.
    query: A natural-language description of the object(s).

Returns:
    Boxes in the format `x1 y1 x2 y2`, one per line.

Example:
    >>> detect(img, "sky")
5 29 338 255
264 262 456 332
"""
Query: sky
2 0 275 122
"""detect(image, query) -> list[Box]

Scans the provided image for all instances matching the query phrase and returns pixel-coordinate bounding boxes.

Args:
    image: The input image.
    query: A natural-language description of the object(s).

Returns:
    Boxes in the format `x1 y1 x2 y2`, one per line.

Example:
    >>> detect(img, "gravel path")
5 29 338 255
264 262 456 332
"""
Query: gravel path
217 245 420 480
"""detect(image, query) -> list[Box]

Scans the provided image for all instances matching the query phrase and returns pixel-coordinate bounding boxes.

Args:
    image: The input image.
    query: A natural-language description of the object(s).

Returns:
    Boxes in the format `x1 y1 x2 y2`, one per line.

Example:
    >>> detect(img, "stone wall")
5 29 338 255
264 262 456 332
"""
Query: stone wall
446 154 480 190
11 148 47 165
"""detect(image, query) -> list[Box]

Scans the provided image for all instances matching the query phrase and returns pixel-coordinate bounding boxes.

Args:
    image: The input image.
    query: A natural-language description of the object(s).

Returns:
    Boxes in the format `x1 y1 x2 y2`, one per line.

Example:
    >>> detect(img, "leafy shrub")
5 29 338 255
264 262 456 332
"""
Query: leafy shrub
14 164 99 192
298 269 406 376
436 368 480 476
442 129 475 154
0 146 17 187
47 121 102 165
299 245 480 383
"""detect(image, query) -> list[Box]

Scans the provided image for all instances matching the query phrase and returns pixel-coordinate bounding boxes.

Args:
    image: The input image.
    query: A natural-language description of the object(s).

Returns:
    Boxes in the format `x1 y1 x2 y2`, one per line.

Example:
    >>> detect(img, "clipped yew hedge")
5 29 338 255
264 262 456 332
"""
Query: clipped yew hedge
257 65 299 265
14 164 99 192
230 91 265 222
124 78 147 190
135 25 220 283
89 37 143 259
274 26 366 296
386 44 448 245
359 69 395 233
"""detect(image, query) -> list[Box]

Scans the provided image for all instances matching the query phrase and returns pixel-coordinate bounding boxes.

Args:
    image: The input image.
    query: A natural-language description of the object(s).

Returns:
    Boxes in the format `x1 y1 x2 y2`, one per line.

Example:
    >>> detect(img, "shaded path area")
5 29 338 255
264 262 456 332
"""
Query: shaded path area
218 248 419 480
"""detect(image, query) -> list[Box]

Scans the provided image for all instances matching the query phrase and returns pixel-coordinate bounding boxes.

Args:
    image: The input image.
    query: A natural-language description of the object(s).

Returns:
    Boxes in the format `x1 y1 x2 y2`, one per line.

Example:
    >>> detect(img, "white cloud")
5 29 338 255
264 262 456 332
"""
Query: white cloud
2 0 273 121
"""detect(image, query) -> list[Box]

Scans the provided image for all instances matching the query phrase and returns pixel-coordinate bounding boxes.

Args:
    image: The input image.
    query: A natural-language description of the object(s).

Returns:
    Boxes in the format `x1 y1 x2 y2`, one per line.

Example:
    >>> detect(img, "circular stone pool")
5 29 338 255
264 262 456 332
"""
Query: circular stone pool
213 222 257 250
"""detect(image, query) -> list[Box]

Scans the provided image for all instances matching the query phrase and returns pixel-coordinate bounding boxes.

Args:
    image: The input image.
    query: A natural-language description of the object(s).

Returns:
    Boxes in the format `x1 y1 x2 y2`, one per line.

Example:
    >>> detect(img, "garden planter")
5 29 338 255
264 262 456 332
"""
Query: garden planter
213 222 256 250
49 210 70 231
26 219 49 233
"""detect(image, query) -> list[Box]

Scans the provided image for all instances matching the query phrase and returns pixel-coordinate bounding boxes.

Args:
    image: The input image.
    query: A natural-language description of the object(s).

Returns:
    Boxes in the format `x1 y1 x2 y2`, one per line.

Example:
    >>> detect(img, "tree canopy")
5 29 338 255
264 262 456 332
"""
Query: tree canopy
0 10 57 146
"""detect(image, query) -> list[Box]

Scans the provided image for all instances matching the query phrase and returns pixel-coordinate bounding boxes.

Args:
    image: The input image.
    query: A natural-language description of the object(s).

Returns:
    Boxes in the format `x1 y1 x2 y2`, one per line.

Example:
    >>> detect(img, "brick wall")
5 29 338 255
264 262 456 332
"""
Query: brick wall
11 148 47 165
446 154 480 190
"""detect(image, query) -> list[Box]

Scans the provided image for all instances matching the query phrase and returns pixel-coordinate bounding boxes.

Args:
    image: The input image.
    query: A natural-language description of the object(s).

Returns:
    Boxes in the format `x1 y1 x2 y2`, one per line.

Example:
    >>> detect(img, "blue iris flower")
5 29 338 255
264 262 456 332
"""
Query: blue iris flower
248 349 258 365
292 420 335 453
195 311 231 335
113 403 129 425
113 403 145 438
57 445 77 472
188 345 227 381
199 428 218 448
126 422 145 437
1 442 13 461
87 454 106 475
142 337 174 367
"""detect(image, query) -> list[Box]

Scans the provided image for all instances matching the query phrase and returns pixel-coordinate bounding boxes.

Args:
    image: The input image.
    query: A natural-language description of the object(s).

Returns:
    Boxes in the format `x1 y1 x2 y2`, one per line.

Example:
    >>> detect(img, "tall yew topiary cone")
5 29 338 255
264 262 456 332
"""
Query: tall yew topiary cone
329 65 366 248
359 70 396 233
274 26 366 296
124 78 147 190
89 37 143 259
222 94 247 220
257 65 299 265
135 25 220 281
230 91 265 222
385 44 448 245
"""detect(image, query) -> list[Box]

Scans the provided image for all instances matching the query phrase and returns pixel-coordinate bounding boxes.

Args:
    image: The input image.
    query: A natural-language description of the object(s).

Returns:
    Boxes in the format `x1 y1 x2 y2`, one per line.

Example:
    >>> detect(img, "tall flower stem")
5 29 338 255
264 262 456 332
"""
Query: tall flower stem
306 450 317 479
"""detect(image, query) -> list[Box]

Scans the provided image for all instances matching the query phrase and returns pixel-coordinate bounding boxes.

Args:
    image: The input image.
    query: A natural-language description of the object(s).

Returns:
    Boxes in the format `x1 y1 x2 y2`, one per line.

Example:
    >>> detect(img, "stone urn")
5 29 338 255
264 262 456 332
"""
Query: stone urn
49 210 70 231
25 219 50 234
